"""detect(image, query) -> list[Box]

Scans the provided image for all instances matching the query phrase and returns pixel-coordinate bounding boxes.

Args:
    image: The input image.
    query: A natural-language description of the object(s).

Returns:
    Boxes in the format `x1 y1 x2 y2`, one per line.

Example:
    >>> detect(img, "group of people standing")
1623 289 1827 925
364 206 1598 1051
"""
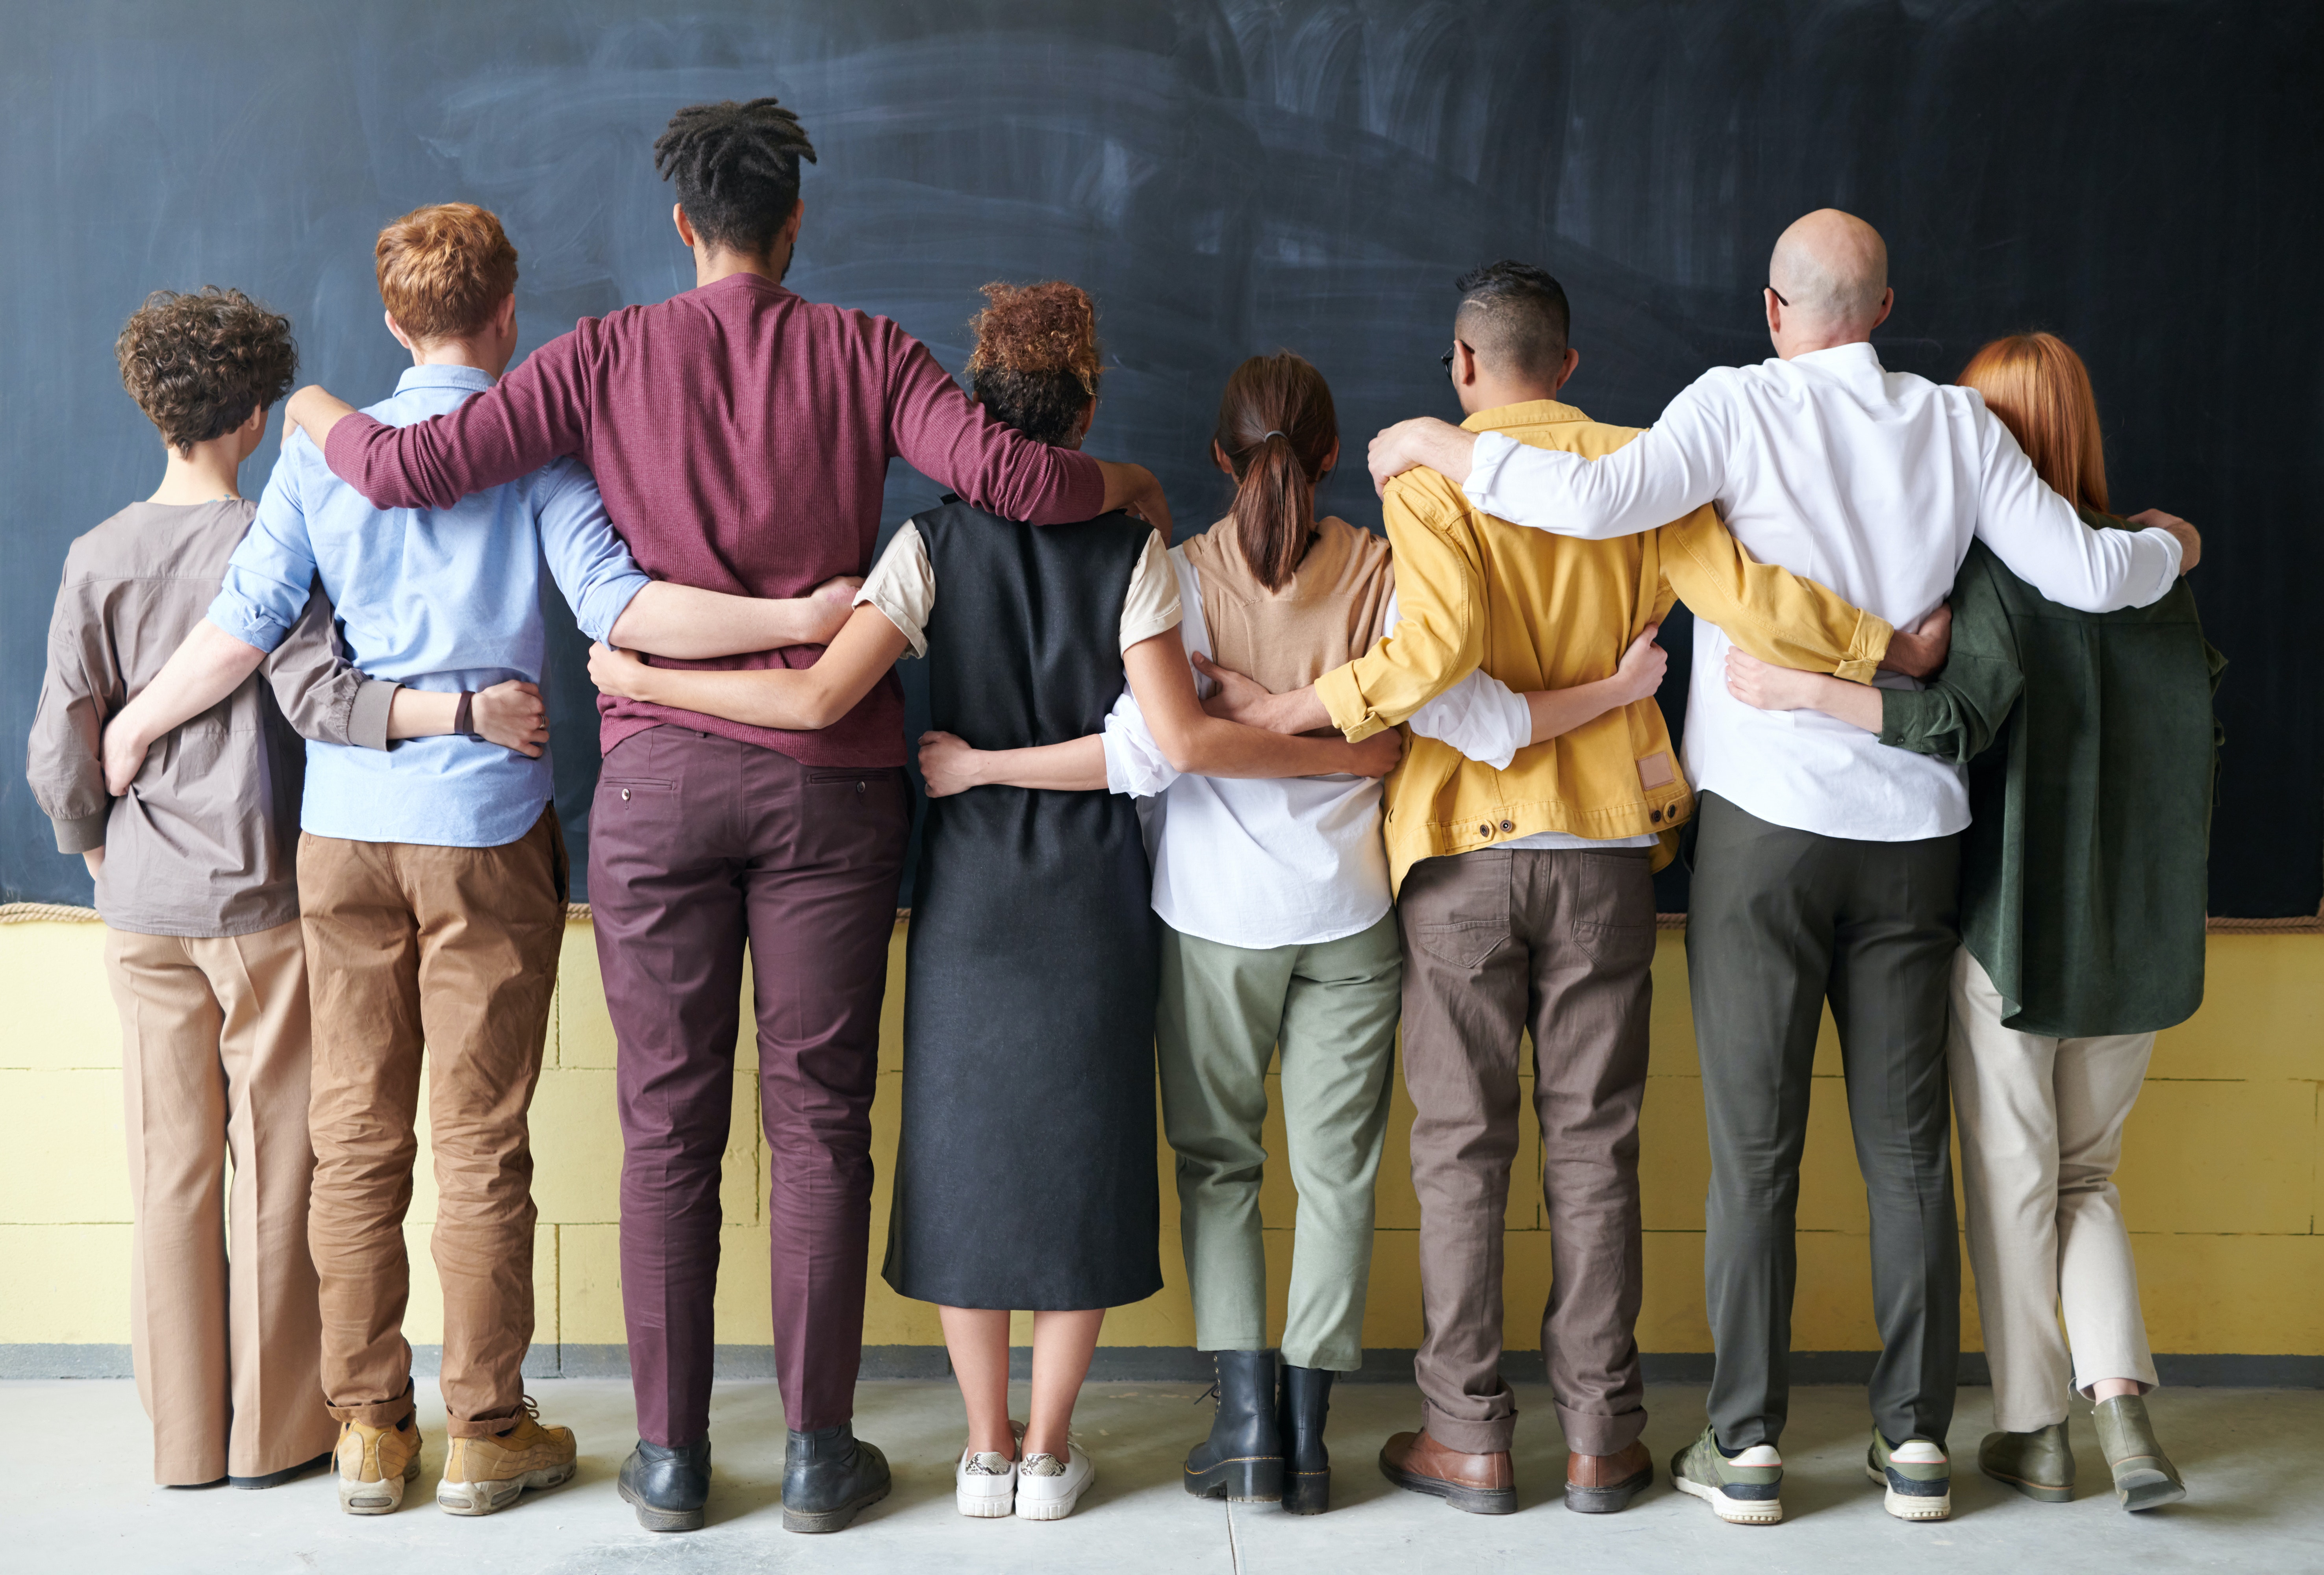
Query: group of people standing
29 93 2219 1540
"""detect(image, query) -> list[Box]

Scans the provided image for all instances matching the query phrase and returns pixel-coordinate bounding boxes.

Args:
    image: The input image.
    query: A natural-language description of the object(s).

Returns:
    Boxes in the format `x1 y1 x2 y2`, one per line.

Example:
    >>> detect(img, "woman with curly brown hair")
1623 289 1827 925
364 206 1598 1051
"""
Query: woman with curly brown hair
587 281 1396 1523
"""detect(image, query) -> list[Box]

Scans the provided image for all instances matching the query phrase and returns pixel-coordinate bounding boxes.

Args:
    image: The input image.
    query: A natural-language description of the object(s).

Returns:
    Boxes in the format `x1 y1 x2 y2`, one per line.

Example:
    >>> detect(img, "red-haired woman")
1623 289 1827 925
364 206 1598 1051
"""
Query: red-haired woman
589 288 1394 1525
1724 332 2218 1513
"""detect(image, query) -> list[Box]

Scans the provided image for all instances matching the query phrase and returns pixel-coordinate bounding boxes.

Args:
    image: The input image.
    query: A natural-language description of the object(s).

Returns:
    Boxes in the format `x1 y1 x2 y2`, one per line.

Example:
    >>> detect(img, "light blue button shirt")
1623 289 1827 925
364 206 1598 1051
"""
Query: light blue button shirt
209 364 650 848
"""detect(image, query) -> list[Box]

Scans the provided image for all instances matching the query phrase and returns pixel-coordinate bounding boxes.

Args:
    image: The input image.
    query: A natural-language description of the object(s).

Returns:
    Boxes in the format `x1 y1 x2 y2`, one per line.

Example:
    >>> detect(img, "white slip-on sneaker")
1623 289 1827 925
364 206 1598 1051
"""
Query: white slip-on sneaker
1016 1443 1096 1521
956 1423 1023 1519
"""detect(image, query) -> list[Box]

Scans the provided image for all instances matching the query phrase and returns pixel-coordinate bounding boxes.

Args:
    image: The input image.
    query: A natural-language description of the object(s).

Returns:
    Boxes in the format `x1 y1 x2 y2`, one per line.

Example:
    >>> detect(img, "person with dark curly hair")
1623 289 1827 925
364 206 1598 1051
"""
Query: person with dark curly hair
586 281 1398 1525
281 98 1179 1537
27 286 532 1492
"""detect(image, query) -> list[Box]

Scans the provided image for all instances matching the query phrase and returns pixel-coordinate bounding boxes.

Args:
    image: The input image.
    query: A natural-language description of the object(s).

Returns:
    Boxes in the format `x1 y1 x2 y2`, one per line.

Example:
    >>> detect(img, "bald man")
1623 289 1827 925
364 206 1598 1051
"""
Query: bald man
1366 209 2197 1529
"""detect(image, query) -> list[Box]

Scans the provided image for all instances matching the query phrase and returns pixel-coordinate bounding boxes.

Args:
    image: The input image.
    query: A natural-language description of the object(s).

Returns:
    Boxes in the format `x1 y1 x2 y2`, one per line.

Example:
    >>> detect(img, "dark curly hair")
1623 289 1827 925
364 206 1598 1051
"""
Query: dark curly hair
964 281 1101 447
654 98 817 259
115 287 297 454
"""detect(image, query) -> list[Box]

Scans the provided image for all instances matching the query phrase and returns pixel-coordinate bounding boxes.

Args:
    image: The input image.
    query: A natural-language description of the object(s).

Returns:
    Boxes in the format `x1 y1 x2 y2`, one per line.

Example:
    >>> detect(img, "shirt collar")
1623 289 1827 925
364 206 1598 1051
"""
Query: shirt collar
1786 341 1885 374
393 363 497 395
1460 398 1588 433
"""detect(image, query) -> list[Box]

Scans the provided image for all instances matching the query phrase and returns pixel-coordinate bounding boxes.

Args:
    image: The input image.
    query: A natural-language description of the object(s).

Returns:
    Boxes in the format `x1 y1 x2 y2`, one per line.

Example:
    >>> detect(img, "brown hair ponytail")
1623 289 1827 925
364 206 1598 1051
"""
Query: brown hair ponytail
1214 352 1337 590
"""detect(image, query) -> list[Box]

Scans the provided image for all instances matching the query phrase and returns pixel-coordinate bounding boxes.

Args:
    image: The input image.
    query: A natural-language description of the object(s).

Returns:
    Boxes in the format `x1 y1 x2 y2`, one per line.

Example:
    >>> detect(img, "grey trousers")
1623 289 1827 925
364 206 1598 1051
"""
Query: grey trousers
1398 847 1656 1457
1686 793 1961 1451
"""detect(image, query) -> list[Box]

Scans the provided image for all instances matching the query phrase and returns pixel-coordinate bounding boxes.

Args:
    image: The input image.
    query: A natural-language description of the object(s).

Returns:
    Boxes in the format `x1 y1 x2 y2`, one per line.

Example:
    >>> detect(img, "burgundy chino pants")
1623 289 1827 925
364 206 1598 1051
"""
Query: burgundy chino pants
589 728 908 1446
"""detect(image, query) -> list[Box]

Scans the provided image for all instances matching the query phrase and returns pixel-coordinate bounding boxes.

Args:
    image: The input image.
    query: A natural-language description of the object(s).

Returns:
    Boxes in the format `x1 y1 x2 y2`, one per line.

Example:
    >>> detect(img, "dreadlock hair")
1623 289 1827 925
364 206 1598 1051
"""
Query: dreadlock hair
964 281 1102 448
115 287 297 454
653 98 818 259
1214 352 1337 591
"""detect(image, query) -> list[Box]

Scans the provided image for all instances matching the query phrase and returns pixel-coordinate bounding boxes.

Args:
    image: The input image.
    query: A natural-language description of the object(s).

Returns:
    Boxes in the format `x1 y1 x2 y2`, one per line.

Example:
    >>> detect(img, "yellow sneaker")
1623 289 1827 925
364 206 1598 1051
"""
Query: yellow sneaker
437 1399 578 1516
335 1414 423 1516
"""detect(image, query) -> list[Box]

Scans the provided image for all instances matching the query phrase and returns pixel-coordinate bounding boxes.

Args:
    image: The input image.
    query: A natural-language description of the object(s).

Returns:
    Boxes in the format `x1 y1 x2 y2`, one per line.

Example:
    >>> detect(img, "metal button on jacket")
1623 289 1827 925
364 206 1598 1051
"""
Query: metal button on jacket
1479 823 1493 837
1500 820 1515 833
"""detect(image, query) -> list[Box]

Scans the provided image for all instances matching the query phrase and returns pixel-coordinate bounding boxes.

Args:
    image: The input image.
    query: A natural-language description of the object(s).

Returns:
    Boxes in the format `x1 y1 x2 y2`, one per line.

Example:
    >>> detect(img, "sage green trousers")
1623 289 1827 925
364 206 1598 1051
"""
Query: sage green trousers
1158 914 1402 1371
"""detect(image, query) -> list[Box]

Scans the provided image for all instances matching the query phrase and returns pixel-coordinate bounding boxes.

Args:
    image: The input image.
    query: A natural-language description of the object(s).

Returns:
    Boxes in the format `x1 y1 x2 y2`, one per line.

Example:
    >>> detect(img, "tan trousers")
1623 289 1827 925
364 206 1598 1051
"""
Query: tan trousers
104 921 335 1485
1395 847 1655 1457
1948 948 2159 1432
300 810 564 1439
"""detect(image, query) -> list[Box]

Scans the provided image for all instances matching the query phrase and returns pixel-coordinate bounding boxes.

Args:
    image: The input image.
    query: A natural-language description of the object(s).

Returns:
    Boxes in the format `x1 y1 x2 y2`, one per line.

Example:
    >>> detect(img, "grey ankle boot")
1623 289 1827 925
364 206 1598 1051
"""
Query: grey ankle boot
1978 1423 2074 1502
2092 1396 2185 1512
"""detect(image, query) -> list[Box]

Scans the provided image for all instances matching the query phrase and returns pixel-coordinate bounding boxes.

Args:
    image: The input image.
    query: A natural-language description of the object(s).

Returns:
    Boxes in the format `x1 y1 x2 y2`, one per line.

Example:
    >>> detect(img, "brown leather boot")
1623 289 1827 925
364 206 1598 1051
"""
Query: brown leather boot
1378 1429 1516 1515
1565 1438 1654 1513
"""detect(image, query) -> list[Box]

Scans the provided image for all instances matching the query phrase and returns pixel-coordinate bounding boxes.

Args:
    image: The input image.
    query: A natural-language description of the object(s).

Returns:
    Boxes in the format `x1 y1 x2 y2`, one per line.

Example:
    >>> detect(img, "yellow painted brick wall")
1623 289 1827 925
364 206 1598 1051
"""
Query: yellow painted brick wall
2 919 2318 1355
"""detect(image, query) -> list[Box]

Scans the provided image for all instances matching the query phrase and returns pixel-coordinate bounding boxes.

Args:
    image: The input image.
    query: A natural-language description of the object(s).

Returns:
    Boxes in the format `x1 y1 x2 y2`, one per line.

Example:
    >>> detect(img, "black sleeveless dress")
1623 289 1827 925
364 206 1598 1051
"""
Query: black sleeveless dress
880 498 1164 1310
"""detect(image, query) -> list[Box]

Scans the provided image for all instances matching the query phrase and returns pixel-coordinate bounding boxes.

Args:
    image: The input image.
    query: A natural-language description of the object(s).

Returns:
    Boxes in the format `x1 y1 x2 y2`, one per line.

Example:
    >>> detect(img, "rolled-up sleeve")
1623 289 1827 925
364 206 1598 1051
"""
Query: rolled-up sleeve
1876 555 2025 765
533 459 651 643
1100 685 1178 797
1313 474 1485 740
209 443 325 655
1659 503 1893 682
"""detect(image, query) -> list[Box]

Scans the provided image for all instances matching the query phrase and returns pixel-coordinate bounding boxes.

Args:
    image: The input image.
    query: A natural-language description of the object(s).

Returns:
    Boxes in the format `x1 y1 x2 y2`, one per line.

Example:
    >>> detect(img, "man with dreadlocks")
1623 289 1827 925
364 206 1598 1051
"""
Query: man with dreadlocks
286 98 1168 1536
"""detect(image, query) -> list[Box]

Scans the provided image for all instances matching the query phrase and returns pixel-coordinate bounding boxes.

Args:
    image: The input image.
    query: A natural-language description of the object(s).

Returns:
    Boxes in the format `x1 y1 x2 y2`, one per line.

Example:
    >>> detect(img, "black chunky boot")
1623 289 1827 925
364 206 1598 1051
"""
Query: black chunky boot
1184 1350 1284 1502
618 1438 711 1531
1278 1364 1334 1514
781 1424 890 1534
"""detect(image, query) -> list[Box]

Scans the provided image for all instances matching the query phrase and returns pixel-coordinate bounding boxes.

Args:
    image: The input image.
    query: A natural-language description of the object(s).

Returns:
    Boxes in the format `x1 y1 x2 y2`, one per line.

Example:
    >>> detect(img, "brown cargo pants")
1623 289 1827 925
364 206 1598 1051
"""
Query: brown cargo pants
299 808 565 1438
1396 845 1655 1457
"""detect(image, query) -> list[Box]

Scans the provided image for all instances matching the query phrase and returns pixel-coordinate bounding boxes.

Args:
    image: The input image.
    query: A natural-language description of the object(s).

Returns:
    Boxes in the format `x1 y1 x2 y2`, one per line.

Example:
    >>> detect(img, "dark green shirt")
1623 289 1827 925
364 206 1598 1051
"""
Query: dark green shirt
1879 518 2223 1038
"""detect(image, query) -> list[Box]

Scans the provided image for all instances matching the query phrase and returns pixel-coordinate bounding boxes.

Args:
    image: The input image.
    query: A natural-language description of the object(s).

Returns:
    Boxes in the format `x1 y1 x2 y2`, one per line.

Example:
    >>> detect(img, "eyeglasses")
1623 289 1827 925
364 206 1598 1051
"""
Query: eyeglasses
1767 285 1790 307
1440 339 1473 374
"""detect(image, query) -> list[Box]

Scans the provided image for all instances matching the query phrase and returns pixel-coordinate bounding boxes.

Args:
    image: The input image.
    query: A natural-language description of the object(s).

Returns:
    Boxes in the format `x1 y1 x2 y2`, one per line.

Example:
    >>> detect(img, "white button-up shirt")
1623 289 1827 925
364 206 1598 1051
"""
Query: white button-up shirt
1461 343 2184 842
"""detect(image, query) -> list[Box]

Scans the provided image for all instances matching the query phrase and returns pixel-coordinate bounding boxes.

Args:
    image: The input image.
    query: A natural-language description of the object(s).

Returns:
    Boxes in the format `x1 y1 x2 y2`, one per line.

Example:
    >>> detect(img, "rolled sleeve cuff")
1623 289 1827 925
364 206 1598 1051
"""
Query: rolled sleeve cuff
1315 663 1390 743
54 810 107 855
204 592 294 656
1459 429 1522 515
1835 612 1894 685
576 572 654 646
854 586 927 658
348 679 399 751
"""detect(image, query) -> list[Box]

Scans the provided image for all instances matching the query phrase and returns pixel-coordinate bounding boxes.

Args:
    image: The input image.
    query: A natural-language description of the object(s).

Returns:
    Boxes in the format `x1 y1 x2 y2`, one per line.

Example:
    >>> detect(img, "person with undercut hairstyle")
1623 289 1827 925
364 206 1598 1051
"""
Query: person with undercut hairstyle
1366 213 2201 1527
106 204 848 1522
1200 260 1925 1519
284 100 1173 1536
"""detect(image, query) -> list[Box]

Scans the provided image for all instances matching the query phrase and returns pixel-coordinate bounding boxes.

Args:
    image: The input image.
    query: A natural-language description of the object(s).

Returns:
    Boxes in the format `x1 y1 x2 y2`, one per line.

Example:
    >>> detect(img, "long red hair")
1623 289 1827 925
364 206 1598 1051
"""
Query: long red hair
1958 332 2110 513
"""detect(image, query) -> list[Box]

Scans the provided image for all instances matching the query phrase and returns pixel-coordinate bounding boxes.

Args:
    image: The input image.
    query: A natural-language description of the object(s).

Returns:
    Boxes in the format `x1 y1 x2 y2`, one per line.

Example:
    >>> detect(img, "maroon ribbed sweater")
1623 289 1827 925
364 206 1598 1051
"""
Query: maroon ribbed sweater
322 273 1105 766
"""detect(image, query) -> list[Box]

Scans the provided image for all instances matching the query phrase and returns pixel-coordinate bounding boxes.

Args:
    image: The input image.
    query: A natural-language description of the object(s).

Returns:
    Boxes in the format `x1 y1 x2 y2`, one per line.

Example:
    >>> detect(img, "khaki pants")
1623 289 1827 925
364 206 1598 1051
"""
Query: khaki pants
300 810 564 1439
1158 914 1402 1372
1948 948 2159 1430
1396 847 1656 1457
104 921 335 1485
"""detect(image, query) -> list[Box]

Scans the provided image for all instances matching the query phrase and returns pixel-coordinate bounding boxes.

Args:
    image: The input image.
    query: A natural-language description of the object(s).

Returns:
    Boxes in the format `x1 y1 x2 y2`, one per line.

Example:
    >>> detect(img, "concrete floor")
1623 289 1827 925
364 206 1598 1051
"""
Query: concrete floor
3 1378 2316 1574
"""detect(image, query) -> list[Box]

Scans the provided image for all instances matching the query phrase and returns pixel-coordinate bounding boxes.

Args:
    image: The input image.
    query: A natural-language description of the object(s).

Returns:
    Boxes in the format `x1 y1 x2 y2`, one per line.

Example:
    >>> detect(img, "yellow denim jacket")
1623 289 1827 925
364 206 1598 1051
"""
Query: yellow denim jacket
1314 400 1892 891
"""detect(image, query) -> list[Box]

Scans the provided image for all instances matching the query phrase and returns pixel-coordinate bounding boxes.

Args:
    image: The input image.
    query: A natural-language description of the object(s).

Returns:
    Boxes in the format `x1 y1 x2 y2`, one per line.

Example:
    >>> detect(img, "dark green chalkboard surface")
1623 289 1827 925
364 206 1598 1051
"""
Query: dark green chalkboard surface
7 0 2316 915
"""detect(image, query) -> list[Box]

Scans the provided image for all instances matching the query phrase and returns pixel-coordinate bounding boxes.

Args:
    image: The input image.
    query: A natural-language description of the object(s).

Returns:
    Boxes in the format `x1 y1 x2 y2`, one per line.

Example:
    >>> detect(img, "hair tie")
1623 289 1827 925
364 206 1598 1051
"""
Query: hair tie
1260 429 1286 441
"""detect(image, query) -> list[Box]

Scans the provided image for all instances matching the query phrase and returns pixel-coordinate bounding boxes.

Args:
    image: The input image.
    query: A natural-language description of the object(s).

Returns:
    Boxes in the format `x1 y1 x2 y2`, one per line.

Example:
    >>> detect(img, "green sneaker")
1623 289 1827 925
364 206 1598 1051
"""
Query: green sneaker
1669 1424 1782 1525
1865 1430 1951 1521
2092 1396 2185 1512
1979 1423 2074 1503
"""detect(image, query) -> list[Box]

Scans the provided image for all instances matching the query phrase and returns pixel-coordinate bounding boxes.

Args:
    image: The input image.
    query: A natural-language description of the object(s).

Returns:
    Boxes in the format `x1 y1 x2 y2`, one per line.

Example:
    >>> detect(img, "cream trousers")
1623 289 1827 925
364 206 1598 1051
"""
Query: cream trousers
1948 948 2159 1432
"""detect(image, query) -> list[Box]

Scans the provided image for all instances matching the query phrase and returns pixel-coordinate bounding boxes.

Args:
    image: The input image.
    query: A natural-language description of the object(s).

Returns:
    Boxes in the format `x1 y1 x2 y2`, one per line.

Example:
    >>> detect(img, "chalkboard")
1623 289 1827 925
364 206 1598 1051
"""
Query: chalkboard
7 0 2317 917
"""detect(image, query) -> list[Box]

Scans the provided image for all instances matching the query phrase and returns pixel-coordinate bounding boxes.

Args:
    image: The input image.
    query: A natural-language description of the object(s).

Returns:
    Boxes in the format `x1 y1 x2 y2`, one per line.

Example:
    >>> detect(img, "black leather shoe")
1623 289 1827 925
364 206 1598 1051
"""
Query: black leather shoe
782 1424 890 1533
619 1438 712 1532
1279 1364 1334 1514
228 1449 332 1490
1184 1349 1283 1502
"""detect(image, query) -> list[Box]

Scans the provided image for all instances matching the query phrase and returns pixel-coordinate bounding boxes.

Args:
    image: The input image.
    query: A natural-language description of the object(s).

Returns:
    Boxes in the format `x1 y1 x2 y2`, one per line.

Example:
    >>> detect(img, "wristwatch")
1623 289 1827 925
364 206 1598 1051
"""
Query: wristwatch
454 690 478 739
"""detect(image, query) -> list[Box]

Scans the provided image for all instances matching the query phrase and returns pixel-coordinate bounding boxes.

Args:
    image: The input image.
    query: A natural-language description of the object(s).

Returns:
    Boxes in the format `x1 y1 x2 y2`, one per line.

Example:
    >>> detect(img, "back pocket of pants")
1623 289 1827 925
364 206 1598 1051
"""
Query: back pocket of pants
1412 919 1507 969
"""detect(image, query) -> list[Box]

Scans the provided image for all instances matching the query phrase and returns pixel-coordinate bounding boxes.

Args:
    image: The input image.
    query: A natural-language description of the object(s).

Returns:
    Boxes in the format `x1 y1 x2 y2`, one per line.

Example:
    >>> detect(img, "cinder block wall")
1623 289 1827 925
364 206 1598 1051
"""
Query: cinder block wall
4 920 2318 1362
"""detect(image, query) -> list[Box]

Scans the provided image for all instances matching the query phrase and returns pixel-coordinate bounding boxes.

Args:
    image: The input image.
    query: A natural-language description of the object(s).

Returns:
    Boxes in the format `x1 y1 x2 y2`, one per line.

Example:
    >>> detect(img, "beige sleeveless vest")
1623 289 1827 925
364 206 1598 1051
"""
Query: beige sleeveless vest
1180 514 1395 694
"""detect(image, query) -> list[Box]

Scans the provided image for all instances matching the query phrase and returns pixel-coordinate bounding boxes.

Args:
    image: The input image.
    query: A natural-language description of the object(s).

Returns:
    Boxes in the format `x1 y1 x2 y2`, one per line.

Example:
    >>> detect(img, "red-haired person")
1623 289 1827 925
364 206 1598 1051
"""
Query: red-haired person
102 206 853 1521
587 285 1396 1524
285 102 1170 1536
1725 332 2216 1513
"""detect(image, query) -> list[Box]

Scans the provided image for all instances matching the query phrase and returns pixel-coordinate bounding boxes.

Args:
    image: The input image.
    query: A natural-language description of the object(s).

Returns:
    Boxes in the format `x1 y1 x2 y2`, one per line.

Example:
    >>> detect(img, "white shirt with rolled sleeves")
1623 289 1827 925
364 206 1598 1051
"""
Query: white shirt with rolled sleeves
1458 342 2185 842
1099 553 1543 949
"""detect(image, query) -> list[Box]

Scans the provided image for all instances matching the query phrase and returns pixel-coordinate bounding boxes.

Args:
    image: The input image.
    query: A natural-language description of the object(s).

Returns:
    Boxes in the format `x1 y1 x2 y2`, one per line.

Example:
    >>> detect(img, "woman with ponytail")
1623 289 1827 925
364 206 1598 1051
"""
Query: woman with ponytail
920 350 1538 1514
1725 331 2219 1514
591 291 1396 1526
